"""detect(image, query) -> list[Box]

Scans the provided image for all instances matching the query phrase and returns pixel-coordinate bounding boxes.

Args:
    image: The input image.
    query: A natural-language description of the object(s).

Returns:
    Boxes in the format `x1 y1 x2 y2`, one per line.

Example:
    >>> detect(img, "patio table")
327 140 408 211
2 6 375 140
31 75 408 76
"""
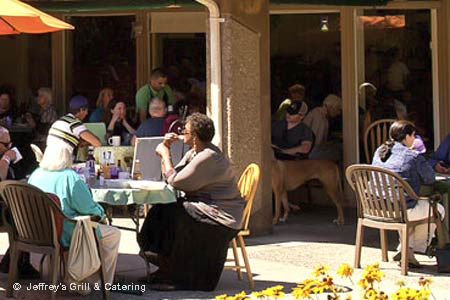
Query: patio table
420 174 450 240
91 180 177 235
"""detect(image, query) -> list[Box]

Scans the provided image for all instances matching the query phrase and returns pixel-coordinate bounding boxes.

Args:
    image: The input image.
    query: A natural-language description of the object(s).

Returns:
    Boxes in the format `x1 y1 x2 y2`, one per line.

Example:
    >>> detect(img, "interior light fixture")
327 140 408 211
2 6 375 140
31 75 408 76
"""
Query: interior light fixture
320 16 329 32
167 0 181 8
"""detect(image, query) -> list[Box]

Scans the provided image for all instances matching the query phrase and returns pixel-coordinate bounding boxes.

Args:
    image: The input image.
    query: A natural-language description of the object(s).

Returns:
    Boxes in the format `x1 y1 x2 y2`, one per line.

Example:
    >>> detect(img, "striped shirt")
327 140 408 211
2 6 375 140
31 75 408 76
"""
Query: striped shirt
47 113 87 150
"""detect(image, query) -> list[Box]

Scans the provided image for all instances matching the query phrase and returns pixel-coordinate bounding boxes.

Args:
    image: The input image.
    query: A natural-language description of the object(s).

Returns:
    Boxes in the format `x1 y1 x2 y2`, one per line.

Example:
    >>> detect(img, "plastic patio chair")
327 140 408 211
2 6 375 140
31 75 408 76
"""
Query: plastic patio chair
225 163 260 290
345 164 441 275
0 180 109 300
363 119 396 163
30 143 43 163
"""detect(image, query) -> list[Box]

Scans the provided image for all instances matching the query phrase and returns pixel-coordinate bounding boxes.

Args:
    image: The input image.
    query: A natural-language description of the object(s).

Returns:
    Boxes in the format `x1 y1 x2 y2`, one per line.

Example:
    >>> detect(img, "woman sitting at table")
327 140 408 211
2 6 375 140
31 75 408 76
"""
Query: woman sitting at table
103 98 136 145
138 113 244 291
89 87 114 122
372 120 445 267
28 138 121 294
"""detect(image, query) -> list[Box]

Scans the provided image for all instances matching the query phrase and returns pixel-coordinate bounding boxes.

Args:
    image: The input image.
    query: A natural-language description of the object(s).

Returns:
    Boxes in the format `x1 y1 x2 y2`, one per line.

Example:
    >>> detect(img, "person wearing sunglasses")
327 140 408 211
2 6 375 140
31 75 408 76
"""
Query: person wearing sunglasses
271 100 314 160
138 113 244 291
0 126 40 279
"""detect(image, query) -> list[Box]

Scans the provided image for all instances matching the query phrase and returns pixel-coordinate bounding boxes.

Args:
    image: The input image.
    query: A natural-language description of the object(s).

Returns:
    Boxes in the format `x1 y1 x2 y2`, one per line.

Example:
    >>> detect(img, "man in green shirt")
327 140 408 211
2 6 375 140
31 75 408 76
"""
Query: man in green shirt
136 68 175 123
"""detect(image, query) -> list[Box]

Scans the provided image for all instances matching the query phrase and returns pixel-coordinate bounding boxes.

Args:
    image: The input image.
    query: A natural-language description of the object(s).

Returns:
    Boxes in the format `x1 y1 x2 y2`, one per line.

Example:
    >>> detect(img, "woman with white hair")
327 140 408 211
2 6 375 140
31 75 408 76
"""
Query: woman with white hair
303 94 343 162
28 138 121 294
25 87 59 148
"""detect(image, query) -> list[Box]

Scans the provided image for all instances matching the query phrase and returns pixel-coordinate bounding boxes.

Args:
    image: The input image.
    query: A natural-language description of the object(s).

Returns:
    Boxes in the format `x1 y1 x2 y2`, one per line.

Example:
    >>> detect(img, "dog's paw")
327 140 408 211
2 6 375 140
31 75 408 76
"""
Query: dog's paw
279 214 288 223
333 218 345 226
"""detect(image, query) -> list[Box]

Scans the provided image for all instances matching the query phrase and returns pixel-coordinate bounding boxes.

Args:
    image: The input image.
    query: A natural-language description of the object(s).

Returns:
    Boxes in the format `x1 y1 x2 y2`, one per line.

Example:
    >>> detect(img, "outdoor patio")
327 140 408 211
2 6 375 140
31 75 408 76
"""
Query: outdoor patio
1 205 449 300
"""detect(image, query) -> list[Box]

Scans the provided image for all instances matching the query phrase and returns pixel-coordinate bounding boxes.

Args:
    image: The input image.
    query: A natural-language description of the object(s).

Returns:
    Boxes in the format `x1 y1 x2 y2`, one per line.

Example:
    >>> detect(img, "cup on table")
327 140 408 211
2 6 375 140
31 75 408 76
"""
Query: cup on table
108 135 121 146
118 171 130 180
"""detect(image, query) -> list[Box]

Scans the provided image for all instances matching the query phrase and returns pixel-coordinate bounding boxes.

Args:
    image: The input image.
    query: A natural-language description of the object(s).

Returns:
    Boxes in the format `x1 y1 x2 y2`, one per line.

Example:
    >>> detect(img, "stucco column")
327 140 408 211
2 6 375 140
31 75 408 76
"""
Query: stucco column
211 0 272 235
436 1 450 142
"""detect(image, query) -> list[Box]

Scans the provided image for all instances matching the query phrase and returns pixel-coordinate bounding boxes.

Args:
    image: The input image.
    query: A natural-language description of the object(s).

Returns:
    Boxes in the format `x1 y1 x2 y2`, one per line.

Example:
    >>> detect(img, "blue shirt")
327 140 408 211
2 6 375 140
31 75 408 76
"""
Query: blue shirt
429 134 450 169
89 107 105 122
28 168 105 248
136 117 165 138
372 142 435 208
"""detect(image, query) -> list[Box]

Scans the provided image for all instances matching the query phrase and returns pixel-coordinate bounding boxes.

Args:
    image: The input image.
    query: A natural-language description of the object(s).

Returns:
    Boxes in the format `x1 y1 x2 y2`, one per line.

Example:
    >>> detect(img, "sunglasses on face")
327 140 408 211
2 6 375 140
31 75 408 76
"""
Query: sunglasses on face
0 142 12 149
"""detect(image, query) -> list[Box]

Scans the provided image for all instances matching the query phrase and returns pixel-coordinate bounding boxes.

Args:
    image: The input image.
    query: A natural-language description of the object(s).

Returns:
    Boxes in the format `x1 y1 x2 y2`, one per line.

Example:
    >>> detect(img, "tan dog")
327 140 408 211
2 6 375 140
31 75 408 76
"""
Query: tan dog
271 158 345 225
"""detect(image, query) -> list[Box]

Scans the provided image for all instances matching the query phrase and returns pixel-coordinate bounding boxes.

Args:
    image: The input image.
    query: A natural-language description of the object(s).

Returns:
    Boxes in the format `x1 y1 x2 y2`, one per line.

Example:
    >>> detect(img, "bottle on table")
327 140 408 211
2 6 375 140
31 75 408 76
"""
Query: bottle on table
133 159 142 180
85 146 96 187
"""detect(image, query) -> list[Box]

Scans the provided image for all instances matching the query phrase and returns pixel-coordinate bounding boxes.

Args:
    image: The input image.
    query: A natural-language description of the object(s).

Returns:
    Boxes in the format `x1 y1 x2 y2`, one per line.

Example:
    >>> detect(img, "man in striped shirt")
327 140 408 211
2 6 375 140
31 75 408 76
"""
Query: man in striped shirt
47 95 101 151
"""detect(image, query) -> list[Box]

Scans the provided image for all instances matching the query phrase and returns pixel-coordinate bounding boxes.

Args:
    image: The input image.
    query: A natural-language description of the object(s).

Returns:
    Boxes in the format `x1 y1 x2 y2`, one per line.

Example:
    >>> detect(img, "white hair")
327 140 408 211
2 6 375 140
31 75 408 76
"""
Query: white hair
38 87 53 104
323 94 342 111
39 139 73 171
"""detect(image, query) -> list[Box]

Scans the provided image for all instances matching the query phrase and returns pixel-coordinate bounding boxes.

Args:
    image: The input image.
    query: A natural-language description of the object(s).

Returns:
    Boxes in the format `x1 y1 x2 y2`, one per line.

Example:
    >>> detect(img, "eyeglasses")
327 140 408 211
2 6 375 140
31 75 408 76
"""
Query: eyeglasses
0 142 12 149
181 128 192 135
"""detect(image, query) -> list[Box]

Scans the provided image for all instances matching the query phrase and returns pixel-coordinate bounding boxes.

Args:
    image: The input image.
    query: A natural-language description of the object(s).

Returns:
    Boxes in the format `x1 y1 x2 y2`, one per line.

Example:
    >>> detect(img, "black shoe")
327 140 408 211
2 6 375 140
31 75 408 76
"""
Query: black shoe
139 250 160 267
149 282 177 291
18 263 40 279
0 258 9 273
393 252 402 262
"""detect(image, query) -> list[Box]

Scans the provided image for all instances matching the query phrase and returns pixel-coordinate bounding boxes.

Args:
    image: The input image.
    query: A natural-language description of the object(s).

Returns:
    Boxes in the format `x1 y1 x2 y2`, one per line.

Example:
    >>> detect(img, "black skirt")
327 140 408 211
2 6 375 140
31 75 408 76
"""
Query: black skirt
138 202 238 291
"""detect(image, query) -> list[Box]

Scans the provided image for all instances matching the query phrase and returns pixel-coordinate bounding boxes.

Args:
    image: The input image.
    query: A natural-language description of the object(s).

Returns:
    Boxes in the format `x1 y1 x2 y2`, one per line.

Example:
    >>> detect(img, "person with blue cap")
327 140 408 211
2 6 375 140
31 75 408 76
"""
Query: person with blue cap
47 95 101 152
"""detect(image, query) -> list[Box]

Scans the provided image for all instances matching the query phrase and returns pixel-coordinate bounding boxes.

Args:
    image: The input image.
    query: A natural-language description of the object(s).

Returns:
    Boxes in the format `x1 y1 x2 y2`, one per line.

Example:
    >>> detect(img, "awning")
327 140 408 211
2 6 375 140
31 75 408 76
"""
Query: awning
31 0 389 12
273 0 388 5
31 0 199 12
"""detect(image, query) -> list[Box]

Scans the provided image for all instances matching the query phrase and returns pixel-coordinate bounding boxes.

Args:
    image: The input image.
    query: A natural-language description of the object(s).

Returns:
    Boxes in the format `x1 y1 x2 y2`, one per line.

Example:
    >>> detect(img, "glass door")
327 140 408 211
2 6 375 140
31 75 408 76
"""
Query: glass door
358 9 433 162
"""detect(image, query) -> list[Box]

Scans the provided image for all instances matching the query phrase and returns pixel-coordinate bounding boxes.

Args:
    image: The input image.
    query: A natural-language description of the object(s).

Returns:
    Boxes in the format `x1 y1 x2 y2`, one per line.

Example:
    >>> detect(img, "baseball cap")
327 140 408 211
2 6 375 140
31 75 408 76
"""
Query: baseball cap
286 100 308 115
69 95 89 111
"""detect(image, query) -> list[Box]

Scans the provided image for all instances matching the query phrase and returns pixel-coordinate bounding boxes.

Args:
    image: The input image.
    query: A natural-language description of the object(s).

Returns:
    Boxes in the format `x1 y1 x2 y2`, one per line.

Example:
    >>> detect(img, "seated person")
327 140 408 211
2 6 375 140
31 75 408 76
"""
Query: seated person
303 94 342 162
271 101 314 160
138 113 244 291
28 138 121 293
131 98 167 146
372 120 445 267
428 134 450 174
273 83 306 121
0 126 39 279
49 95 101 148
103 98 136 145
89 87 114 122
0 88 16 128
24 87 58 148
362 89 407 136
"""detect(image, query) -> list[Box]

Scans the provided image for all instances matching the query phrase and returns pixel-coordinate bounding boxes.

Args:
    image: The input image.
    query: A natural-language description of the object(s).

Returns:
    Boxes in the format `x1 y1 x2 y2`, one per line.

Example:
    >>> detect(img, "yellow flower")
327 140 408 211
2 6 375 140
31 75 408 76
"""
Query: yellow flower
250 286 286 299
337 263 354 278
292 286 313 300
216 291 249 300
395 280 405 287
418 277 432 288
312 263 330 277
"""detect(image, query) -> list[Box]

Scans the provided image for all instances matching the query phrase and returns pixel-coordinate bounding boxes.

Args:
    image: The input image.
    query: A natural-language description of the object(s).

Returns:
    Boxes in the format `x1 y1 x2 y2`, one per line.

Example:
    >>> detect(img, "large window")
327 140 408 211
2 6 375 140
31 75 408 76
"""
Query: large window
71 16 136 109
359 9 433 152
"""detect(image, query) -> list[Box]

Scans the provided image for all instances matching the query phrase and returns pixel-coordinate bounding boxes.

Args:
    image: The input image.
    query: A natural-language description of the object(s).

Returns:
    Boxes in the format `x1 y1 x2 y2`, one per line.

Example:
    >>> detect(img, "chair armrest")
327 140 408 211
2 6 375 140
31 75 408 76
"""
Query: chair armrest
417 196 431 202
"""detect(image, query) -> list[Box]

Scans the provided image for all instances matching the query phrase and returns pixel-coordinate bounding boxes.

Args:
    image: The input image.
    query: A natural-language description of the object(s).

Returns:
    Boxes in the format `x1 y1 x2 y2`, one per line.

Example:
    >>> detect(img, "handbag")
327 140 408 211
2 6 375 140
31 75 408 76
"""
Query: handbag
435 244 450 273
426 197 450 273
67 216 101 281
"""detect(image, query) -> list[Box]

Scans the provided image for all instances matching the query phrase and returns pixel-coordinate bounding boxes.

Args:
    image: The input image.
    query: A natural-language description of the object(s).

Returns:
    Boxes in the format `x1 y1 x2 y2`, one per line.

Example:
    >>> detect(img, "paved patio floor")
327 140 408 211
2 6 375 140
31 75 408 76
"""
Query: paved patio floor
1 205 449 300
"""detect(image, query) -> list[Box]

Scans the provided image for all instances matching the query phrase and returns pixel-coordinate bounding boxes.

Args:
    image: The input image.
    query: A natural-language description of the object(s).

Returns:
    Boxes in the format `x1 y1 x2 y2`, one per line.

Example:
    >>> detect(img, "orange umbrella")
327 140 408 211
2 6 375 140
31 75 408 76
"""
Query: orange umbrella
0 0 74 35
